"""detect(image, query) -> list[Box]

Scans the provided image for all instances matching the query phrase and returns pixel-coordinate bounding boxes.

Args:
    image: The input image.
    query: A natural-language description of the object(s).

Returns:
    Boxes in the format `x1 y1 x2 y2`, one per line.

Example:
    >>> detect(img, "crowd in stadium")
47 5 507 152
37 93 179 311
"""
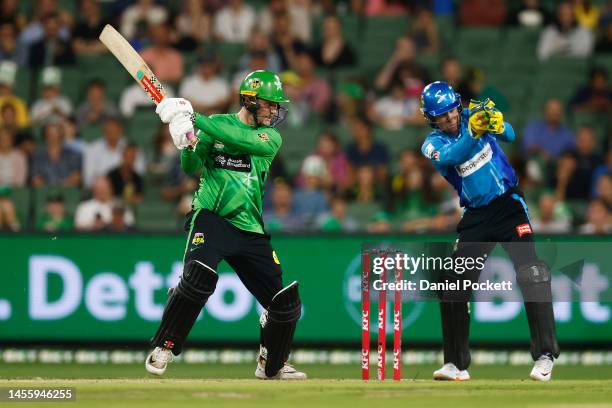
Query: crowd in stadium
0 0 610 234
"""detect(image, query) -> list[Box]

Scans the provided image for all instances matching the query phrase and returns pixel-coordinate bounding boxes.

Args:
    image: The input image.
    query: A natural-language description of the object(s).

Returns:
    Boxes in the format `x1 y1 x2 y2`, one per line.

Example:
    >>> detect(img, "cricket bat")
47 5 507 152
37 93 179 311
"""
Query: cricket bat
98 24 194 141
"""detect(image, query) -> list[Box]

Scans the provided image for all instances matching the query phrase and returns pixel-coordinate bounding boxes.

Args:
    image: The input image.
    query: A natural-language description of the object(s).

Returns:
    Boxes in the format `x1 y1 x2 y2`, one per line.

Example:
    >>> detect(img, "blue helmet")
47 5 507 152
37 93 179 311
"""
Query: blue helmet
420 81 462 128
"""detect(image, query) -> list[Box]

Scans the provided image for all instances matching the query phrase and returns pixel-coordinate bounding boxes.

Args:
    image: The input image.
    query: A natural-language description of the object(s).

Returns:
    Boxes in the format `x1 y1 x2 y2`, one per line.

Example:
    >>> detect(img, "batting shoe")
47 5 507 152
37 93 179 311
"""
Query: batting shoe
530 354 554 382
145 347 173 376
433 363 471 381
255 356 307 380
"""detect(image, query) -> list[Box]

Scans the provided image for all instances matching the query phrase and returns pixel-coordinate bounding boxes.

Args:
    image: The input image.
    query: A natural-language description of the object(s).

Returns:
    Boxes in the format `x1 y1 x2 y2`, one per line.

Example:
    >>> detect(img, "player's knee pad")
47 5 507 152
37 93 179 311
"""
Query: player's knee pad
151 261 218 355
175 260 219 306
517 261 551 302
260 281 301 377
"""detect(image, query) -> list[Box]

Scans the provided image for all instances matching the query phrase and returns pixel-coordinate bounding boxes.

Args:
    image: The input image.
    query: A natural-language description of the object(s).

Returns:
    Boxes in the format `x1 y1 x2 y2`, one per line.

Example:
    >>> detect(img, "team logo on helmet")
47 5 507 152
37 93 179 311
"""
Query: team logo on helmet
249 78 262 89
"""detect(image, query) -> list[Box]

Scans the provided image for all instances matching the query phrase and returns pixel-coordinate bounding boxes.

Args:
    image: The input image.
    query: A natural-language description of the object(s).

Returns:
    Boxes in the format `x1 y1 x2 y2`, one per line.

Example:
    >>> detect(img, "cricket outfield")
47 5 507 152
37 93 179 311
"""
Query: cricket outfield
2 363 612 408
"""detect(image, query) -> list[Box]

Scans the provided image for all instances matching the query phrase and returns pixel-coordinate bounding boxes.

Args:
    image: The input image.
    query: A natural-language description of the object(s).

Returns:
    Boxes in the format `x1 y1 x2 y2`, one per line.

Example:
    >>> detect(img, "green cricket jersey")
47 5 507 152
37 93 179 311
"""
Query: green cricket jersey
180 112 282 234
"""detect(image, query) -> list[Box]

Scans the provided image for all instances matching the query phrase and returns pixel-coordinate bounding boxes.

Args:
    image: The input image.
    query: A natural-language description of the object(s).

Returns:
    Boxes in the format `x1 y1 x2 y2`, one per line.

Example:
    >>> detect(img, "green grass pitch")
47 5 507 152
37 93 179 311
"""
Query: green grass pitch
2 363 612 407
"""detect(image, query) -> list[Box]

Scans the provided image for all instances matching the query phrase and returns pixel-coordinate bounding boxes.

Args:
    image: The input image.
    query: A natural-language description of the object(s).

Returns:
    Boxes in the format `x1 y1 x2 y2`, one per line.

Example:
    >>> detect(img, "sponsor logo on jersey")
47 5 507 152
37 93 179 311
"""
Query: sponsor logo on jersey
192 232 205 246
455 143 492 177
258 132 269 141
214 142 225 149
212 153 252 172
516 223 532 237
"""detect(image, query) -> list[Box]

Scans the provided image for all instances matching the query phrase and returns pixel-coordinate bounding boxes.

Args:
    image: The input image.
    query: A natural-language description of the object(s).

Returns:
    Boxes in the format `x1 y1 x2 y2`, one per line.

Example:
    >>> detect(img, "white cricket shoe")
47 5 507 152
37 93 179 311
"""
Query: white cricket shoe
145 347 173 376
255 357 307 380
433 363 470 381
530 354 553 382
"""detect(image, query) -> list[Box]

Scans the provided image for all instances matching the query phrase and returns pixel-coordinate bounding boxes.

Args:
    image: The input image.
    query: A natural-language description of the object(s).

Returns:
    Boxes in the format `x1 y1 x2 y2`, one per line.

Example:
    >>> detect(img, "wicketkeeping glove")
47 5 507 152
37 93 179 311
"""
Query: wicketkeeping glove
468 99 505 138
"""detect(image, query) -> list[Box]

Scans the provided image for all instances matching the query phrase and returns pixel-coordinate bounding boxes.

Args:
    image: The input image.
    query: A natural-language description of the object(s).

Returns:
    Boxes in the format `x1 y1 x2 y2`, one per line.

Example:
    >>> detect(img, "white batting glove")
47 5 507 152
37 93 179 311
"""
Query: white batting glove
169 113 195 150
156 97 193 123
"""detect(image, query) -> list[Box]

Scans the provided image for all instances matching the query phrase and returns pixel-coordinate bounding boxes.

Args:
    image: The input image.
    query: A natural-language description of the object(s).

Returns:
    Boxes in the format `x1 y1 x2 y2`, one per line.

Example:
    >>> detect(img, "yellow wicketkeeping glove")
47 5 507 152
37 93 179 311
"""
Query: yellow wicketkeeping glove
468 99 505 138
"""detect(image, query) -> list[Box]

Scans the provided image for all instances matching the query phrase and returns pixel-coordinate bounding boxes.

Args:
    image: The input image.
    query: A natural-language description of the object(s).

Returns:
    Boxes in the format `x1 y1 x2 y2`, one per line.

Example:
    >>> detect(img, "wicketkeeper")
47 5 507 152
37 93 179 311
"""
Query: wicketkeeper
420 81 559 381
145 70 306 380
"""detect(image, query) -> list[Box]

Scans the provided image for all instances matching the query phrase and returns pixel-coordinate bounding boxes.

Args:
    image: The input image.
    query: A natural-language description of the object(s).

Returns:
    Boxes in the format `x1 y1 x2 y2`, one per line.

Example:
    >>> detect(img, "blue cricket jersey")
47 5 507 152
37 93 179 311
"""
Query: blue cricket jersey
421 108 518 208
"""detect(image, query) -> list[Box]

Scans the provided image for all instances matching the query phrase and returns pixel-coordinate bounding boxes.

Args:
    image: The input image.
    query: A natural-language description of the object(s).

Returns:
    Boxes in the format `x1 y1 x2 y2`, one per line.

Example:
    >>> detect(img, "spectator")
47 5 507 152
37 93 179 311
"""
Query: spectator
213 0 256 43
573 0 600 30
316 195 358 231
0 61 29 129
61 115 84 154
75 80 119 130
0 185 19 230
346 165 384 203
27 11 75 68
179 52 230 116
595 173 612 208
72 0 108 56
107 202 134 232
107 144 144 206
120 0 168 46
335 81 367 127
120 82 176 118
507 0 551 28
175 0 211 51
283 51 332 121
1 104 34 155
293 155 329 226
30 66 72 126
554 127 603 200
259 0 312 43
375 36 420 92
0 21 18 62
300 131 350 192
579 197 612 234
140 23 183 83
372 79 423 129
263 179 303 231
0 126 26 187
459 0 507 26
440 56 463 89
537 2 594 60
17 0 71 66
595 19 612 53
311 15 356 69
75 176 134 231
0 0 27 32
410 8 440 54
271 11 307 71
83 117 145 188
523 98 575 160
569 67 612 113
31 122 81 187
36 194 74 232
238 29 282 74
345 117 389 183
530 192 571 233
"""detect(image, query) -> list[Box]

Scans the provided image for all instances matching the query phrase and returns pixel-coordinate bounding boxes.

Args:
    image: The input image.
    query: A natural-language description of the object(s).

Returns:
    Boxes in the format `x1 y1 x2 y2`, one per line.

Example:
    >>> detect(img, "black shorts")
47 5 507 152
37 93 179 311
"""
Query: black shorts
183 209 283 308
443 189 538 298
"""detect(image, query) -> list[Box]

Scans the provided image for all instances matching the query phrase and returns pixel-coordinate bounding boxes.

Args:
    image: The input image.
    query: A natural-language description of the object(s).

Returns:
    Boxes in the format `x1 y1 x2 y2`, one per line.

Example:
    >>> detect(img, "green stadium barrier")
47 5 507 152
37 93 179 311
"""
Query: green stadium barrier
1 235 611 345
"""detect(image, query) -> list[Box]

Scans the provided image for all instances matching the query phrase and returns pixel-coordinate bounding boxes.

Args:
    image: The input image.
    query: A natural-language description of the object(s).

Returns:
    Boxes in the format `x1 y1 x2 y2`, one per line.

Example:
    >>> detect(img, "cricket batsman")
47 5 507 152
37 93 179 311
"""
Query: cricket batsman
144 70 306 380
420 81 560 381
